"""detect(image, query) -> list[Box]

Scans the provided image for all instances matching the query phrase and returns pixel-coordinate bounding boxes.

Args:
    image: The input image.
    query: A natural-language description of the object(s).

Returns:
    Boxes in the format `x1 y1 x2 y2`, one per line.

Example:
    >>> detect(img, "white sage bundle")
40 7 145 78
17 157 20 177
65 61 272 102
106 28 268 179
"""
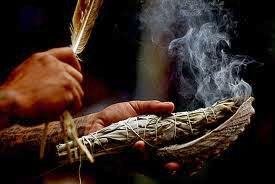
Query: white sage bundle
56 97 254 164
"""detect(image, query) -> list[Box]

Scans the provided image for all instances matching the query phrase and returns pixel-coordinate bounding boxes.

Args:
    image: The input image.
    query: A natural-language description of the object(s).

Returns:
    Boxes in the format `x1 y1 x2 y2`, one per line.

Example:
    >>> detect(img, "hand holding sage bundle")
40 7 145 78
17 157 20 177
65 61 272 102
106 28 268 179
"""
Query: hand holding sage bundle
57 97 254 167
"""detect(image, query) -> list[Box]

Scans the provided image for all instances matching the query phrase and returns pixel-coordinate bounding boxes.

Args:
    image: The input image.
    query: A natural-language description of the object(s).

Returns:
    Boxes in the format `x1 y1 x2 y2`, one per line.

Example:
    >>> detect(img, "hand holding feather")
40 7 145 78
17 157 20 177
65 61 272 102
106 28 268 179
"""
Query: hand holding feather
0 47 83 126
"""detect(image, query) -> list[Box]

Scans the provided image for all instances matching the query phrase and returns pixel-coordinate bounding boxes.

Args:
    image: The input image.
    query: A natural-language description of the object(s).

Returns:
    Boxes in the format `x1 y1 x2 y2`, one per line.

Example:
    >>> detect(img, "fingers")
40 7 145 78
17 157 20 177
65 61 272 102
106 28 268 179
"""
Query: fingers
129 100 175 115
133 141 182 174
64 63 83 83
49 47 83 88
71 86 83 110
133 140 145 151
47 47 84 111
65 74 84 111
164 162 181 171
47 47 81 72
132 140 150 161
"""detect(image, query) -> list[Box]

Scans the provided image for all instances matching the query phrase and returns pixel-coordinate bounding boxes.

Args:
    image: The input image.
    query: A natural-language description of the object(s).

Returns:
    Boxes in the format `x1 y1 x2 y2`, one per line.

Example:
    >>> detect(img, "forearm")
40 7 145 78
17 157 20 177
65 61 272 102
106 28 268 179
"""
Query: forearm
0 114 93 160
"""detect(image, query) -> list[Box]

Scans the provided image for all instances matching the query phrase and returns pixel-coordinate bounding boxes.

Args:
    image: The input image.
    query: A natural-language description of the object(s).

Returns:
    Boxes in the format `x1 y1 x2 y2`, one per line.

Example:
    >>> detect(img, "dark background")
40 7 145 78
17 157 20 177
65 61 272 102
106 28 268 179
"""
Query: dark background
0 0 272 183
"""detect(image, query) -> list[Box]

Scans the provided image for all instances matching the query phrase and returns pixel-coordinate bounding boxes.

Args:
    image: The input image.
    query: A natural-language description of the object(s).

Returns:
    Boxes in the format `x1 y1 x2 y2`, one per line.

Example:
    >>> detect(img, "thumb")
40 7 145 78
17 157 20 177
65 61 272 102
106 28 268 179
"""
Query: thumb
129 101 175 115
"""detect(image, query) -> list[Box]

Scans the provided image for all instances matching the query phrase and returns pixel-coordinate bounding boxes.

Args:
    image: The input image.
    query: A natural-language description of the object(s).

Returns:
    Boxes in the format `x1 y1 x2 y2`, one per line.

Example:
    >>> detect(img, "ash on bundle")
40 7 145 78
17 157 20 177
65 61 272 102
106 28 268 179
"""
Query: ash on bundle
140 0 254 109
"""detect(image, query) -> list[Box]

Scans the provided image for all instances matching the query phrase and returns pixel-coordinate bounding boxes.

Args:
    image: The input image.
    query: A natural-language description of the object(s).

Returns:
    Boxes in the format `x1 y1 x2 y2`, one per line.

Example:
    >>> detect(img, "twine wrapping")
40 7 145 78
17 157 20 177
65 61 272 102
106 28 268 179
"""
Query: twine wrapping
56 97 254 164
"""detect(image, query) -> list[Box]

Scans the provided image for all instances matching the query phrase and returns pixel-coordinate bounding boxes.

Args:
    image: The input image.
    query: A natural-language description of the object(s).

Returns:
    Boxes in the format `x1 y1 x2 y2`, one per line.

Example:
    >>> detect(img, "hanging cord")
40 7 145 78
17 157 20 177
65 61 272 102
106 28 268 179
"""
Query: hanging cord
40 122 49 159
78 153 82 184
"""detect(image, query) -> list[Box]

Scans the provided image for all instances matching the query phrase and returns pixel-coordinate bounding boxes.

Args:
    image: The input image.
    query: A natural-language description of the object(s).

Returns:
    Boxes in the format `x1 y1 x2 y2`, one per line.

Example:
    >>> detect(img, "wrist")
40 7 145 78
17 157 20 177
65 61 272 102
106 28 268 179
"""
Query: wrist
75 113 99 136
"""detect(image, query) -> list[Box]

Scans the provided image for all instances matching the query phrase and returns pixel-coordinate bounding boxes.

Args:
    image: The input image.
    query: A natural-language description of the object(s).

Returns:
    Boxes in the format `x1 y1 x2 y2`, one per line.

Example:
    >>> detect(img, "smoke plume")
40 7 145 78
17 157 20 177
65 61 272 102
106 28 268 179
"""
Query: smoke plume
140 0 253 108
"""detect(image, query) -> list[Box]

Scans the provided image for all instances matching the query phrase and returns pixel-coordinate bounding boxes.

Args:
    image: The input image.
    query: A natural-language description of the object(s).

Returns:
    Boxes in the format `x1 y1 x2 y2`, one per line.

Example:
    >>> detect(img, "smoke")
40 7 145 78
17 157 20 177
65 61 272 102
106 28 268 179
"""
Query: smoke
140 0 253 107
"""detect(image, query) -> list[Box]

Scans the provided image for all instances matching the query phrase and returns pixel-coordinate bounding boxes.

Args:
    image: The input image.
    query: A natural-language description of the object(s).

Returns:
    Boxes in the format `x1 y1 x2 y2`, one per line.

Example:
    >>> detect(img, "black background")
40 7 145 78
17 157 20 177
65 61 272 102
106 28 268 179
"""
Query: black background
0 0 272 183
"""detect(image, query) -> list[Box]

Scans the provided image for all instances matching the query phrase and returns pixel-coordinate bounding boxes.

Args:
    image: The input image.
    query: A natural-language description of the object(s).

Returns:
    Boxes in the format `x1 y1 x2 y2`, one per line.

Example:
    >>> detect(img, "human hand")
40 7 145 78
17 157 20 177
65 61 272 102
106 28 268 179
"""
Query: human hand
2 47 83 120
85 100 181 171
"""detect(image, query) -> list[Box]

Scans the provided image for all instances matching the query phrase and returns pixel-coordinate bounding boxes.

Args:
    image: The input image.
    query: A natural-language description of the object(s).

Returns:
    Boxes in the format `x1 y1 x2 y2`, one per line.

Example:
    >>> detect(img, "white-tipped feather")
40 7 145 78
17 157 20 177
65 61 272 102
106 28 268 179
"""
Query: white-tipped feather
59 0 103 164
71 0 103 54
40 0 103 163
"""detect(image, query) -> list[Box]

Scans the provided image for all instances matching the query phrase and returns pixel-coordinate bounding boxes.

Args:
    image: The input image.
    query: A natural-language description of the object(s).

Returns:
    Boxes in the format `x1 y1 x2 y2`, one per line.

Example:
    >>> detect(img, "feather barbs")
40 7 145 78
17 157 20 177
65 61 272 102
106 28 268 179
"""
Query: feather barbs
71 0 103 55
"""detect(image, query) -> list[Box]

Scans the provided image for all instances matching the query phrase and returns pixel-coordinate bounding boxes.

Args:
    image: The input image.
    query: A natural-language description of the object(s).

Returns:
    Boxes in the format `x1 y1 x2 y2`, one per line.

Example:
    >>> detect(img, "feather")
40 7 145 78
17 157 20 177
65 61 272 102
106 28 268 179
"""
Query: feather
41 0 103 163
157 97 255 175
63 0 103 164
61 0 103 164
71 0 103 54
54 0 103 164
